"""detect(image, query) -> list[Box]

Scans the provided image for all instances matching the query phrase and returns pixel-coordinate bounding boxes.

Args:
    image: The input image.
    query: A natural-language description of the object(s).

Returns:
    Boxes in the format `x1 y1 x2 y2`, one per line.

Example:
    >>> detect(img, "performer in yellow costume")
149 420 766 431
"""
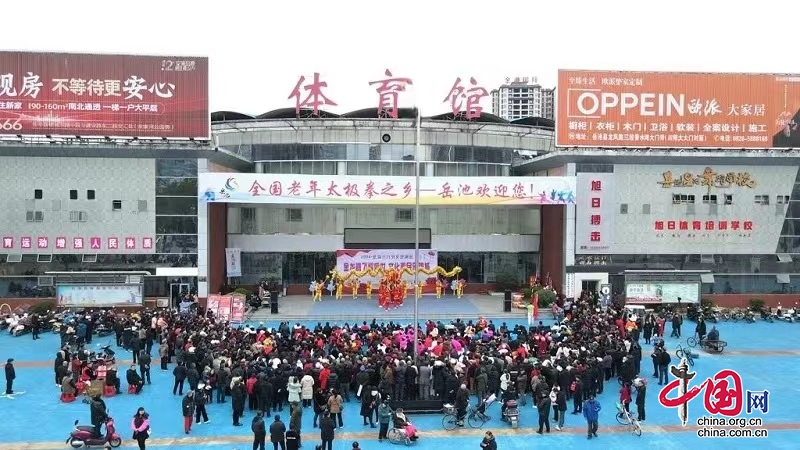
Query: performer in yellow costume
435 278 443 298
351 278 359 299
365 282 373 300
313 280 324 302
336 278 344 300
456 279 465 298
416 280 424 298
402 281 410 301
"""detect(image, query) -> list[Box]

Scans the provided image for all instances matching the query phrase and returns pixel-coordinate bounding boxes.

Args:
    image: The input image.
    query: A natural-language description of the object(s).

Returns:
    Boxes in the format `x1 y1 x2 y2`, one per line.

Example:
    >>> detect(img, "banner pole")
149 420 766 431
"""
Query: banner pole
413 107 421 364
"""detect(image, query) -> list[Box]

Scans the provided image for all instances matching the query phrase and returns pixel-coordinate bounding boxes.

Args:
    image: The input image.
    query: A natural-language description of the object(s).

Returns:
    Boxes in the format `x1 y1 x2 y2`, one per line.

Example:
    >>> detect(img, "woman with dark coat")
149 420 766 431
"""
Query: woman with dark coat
319 412 336 450
480 431 497 450
635 381 647 422
313 388 328 428
359 385 376 427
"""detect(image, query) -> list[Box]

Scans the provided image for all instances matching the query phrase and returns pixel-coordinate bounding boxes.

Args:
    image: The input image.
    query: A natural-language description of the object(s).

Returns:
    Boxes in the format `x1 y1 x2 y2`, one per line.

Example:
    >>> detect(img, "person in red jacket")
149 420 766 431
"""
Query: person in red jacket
246 374 258 411
319 365 331 391
619 382 632 412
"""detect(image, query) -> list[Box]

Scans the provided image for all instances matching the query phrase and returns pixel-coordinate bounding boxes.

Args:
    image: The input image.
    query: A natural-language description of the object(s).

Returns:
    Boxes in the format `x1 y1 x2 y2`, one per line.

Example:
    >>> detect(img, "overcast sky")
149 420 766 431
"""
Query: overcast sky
9 0 793 115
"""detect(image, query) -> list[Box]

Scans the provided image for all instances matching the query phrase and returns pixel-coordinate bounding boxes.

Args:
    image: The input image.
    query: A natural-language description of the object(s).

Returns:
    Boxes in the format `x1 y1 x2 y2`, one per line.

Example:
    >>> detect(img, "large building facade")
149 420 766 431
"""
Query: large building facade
517 151 800 302
201 109 561 296
0 142 247 303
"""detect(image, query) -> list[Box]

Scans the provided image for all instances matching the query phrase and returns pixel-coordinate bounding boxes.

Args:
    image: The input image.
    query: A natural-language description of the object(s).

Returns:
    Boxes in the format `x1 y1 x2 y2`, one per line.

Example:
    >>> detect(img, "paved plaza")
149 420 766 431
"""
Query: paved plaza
0 310 798 449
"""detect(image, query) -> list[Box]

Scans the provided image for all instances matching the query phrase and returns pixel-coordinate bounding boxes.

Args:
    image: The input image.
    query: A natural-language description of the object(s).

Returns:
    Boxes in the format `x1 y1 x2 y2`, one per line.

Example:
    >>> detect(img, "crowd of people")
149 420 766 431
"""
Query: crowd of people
41 290 665 449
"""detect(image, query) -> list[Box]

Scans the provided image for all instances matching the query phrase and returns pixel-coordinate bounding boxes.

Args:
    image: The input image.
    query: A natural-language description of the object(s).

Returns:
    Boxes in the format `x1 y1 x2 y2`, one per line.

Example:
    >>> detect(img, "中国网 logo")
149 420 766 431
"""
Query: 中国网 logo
658 358 769 426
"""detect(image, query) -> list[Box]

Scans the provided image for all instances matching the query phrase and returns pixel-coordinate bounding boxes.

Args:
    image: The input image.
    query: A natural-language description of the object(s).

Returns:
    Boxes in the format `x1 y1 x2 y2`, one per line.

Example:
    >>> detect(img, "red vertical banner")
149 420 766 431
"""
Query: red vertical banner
230 294 246 323
217 295 232 321
207 294 221 315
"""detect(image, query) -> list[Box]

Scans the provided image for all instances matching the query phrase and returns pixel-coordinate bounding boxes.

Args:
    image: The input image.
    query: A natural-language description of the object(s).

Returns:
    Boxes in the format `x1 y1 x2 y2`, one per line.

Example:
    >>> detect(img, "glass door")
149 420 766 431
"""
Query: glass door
170 283 192 307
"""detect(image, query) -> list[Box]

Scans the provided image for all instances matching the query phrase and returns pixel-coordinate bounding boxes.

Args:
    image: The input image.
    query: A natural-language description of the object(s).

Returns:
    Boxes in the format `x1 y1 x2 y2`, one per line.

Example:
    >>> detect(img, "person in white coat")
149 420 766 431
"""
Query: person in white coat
287 376 302 406
300 373 315 408
500 369 512 393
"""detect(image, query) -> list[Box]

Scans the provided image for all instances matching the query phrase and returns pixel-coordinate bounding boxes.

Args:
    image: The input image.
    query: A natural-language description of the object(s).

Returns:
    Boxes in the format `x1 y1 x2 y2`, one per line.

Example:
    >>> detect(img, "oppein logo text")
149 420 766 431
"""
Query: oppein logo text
568 90 685 118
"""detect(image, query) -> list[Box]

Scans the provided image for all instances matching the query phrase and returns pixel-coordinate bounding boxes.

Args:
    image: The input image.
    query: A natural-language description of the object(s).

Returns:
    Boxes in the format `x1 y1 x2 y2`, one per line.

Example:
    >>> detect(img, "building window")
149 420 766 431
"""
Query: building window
286 208 303 222
619 204 628 214
87 190 95 200
641 204 650 214
777 195 790 205
69 211 88 222
34 189 43 199
112 200 122 210
138 200 148 212
754 195 770 205
672 194 695 204
395 208 414 222
26 211 43 222
69 190 78 200
702 194 718 204
724 194 733 205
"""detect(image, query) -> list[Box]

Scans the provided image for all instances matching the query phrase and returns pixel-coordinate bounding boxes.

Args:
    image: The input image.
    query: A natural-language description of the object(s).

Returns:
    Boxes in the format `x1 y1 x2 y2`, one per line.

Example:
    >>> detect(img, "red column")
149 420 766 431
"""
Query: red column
539 205 565 294
207 203 228 296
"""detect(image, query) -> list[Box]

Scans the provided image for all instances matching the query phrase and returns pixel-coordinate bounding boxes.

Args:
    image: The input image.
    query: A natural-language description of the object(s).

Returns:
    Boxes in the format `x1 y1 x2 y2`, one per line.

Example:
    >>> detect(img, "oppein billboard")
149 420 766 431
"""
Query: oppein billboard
556 69 800 149
0 51 209 139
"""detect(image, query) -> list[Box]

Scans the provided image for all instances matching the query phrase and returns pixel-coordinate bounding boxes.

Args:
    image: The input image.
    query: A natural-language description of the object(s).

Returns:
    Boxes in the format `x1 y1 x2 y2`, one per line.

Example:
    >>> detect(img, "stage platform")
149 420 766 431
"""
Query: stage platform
246 294 528 322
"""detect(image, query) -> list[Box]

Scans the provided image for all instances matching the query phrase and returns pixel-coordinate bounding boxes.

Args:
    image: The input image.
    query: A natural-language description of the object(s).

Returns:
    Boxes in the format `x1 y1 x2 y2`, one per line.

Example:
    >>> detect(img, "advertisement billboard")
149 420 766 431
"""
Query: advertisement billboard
0 51 209 139
336 249 438 284
575 173 615 254
557 70 800 149
199 173 577 206
56 284 143 307
625 282 700 304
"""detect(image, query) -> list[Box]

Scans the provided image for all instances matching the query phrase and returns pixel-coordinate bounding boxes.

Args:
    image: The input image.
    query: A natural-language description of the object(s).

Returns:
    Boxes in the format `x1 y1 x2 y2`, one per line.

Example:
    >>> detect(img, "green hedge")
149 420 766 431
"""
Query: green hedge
29 301 57 315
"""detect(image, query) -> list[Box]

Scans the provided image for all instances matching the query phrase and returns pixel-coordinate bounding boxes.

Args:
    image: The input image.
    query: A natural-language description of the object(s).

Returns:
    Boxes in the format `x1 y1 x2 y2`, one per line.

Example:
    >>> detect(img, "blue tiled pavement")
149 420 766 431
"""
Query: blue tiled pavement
0 317 797 449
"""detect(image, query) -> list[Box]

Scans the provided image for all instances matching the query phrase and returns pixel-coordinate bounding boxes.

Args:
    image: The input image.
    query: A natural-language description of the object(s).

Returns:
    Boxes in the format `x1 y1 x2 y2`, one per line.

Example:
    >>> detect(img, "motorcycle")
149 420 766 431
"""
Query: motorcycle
90 343 116 364
10 314 31 336
501 399 519 428
94 324 115 337
775 308 797 323
66 416 122 448
80 342 116 365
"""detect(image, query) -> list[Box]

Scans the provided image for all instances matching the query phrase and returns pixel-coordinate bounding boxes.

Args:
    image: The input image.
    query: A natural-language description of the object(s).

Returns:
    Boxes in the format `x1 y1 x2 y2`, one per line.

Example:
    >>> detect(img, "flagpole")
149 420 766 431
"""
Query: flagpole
413 107 421 364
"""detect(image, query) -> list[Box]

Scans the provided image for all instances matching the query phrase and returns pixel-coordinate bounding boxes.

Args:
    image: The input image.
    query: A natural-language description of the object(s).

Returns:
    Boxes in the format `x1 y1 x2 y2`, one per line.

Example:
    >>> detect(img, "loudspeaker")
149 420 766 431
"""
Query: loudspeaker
270 292 279 314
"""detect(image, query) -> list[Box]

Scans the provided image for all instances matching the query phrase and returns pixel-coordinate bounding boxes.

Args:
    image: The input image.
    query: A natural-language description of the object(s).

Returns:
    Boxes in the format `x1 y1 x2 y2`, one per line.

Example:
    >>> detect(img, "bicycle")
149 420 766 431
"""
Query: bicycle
616 403 642 437
674 344 696 366
466 405 491 428
443 395 495 430
442 404 458 431
616 408 637 425
686 334 699 347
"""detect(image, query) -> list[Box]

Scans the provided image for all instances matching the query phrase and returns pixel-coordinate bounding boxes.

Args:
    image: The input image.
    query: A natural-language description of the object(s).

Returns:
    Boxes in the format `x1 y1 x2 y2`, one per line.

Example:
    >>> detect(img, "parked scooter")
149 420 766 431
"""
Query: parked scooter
501 399 519 428
9 314 31 336
66 416 122 448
